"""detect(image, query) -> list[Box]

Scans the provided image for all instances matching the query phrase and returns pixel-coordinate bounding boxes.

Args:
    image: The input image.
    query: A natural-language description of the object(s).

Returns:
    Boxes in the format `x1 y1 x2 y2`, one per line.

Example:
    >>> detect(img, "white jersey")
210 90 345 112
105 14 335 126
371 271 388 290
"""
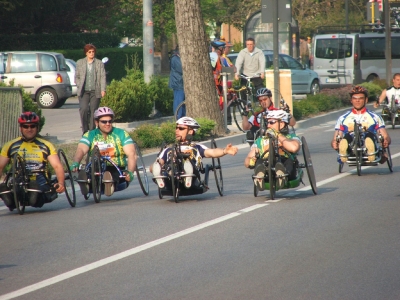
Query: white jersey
386 86 400 107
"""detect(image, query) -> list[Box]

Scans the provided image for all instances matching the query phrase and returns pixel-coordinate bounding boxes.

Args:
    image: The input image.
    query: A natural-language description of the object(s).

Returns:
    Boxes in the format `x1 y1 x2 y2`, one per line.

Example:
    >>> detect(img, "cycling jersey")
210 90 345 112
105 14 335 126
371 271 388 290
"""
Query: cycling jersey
251 132 301 159
1 137 57 172
79 127 134 167
158 143 208 170
334 107 385 134
385 86 400 106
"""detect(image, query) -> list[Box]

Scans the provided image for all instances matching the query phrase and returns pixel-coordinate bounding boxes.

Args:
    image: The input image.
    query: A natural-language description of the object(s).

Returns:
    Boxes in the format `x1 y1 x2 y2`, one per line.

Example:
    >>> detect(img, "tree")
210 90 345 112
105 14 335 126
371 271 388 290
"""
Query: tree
174 0 224 134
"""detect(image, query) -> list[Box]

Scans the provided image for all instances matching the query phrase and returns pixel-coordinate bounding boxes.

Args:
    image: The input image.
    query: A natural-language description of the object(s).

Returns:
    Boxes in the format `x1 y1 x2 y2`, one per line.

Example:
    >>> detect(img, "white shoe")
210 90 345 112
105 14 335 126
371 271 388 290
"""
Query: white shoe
183 160 193 188
152 162 165 188
103 171 115 197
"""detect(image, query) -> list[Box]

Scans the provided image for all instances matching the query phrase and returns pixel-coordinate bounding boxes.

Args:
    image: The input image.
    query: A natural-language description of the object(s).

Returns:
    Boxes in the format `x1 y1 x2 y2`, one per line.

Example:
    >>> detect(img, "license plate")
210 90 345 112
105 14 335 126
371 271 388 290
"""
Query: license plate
326 78 339 83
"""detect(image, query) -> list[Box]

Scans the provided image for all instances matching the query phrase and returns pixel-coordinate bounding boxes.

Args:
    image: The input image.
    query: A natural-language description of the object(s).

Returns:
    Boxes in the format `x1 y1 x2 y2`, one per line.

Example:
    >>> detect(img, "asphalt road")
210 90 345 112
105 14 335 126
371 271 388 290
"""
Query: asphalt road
1 107 400 299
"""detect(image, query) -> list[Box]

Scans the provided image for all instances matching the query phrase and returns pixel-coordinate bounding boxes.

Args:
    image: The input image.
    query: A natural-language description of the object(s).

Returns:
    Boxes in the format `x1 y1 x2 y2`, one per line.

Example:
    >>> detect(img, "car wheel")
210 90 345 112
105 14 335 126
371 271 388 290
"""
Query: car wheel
36 88 58 108
311 80 320 95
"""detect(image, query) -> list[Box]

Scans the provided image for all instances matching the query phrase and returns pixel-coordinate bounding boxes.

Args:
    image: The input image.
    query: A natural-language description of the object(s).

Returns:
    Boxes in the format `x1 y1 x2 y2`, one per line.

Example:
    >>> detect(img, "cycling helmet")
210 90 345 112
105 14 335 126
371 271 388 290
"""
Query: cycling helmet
94 107 115 119
266 110 289 123
18 112 40 124
256 88 272 98
176 117 201 132
211 41 226 51
349 85 368 97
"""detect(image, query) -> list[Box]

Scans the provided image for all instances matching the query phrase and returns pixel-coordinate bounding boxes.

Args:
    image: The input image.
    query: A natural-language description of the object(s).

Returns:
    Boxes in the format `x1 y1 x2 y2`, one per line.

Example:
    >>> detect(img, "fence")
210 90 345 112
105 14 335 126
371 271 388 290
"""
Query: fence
0 87 23 146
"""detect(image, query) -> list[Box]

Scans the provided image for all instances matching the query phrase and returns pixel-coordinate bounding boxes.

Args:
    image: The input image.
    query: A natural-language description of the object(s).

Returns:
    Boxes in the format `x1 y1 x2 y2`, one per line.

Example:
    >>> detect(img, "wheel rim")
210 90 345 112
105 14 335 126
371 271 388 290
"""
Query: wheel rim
39 91 55 107
58 149 76 207
211 139 223 196
12 154 26 214
301 136 318 195
135 144 149 196
312 82 320 95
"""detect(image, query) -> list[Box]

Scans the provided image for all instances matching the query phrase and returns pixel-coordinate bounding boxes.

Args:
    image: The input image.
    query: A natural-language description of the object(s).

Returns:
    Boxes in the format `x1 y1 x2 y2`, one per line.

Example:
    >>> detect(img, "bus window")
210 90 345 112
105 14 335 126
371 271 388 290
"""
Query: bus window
392 37 400 59
360 37 384 59
315 38 352 59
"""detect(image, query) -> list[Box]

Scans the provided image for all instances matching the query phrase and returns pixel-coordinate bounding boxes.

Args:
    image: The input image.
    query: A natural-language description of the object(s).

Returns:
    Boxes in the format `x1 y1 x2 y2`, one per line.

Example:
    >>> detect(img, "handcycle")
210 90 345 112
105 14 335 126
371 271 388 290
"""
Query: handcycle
380 95 399 129
1 149 76 215
153 139 223 203
76 144 149 203
337 119 393 176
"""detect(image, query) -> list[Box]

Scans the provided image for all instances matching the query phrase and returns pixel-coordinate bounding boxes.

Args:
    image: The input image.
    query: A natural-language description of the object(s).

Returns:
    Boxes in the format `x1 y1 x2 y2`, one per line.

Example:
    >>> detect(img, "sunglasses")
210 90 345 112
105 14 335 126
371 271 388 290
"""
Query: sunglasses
21 124 37 129
267 120 278 125
99 120 113 124
87 50 95 53
176 126 188 131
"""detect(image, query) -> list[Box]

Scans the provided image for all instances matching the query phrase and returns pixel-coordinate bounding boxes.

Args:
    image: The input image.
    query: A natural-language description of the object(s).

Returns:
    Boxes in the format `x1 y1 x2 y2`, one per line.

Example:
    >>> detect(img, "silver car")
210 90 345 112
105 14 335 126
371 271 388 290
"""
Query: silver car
65 59 77 96
228 50 320 95
0 51 72 108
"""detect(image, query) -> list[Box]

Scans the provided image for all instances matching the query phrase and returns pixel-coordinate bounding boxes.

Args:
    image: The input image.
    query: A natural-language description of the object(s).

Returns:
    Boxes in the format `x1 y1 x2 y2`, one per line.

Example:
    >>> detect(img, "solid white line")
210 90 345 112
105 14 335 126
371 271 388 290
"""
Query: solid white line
0 209 254 300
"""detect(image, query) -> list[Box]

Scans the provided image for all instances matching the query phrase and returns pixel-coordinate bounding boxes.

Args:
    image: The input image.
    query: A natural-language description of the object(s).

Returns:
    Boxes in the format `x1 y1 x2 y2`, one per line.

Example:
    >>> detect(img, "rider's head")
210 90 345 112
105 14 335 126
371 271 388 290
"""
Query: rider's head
211 41 226 56
94 107 114 134
349 85 368 111
393 73 400 88
18 112 39 141
266 110 289 133
256 88 273 110
175 117 200 142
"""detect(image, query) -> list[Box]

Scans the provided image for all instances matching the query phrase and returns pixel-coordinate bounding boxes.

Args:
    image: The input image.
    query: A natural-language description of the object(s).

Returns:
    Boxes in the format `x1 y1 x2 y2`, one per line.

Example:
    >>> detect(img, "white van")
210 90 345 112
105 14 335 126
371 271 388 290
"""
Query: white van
312 30 400 88
0 51 72 108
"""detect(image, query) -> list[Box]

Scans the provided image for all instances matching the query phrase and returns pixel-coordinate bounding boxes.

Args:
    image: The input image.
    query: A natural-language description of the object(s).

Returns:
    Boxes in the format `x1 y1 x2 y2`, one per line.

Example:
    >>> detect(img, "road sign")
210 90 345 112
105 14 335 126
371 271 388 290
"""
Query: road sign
367 2 380 22
261 0 292 23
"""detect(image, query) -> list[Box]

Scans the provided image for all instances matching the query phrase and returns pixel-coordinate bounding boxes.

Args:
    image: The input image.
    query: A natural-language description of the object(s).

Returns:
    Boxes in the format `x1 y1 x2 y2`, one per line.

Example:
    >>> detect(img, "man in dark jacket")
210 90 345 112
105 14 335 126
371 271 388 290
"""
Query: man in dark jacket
169 45 185 119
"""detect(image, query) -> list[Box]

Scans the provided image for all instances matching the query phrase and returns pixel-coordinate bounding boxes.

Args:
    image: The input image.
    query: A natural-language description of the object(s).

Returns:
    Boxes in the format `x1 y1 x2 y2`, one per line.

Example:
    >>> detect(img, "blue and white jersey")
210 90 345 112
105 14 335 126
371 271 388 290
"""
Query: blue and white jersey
334 107 385 135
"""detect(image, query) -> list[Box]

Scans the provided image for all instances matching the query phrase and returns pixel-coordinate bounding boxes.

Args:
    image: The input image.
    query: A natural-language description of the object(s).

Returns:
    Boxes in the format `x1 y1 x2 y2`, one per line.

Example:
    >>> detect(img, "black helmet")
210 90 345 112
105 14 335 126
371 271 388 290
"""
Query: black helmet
256 88 272 98
211 41 226 51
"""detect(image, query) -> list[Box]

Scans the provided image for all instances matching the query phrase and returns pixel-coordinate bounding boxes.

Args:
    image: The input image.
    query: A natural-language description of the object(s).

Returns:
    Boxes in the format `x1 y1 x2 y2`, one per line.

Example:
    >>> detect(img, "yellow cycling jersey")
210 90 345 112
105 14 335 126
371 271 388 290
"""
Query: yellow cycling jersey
1 136 57 172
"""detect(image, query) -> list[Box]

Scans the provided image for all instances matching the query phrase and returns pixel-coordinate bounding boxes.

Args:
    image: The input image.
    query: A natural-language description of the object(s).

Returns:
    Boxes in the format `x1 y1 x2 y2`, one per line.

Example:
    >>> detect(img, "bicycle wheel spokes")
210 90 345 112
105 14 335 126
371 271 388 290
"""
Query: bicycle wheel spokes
135 144 149 196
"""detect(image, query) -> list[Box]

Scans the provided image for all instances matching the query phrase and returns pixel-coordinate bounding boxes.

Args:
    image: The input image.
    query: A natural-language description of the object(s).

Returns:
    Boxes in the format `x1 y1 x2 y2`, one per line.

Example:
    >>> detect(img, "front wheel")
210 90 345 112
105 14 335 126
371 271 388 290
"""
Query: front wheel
36 88 58 108
57 149 76 207
90 146 102 203
211 139 223 196
134 144 149 196
268 138 276 200
12 154 27 215
311 80 320 95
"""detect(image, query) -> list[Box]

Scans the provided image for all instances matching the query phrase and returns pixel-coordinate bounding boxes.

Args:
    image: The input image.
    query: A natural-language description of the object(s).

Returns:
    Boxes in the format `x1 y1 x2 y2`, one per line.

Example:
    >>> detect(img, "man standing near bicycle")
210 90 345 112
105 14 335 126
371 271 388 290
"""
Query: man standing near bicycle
234 37 266 93
75 44 107 134
0 112 65 211
70 107 137 197
332 86 391 163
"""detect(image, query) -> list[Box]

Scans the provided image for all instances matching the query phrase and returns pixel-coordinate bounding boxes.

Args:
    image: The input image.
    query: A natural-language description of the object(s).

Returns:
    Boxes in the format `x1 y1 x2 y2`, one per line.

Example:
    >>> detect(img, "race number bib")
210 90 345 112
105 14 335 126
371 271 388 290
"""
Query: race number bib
95 141 116 158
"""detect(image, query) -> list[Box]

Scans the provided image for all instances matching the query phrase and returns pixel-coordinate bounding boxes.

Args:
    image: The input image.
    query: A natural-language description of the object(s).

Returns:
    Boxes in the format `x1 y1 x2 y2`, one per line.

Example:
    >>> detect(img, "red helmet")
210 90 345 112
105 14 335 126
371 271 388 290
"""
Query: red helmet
349 85 368 97
18 112 40 124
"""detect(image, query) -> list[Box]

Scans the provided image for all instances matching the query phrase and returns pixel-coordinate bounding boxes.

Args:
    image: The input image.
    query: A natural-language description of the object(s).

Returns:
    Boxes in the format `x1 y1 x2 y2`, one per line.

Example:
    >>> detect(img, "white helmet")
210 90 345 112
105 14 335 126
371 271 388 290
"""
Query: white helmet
176 117 200 132
266 110 289 123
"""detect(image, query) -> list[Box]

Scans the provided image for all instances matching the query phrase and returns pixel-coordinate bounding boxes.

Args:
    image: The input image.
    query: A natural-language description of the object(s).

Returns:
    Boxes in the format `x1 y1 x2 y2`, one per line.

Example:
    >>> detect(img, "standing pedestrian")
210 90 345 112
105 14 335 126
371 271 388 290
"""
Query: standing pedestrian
234 37 266 93
299 36 309 66
75 44 106 134
169 45 185 119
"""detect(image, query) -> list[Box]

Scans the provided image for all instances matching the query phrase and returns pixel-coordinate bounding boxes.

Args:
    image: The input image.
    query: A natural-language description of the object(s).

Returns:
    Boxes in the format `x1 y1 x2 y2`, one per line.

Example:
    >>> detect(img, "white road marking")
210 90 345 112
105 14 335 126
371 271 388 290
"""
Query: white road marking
1 148 399 299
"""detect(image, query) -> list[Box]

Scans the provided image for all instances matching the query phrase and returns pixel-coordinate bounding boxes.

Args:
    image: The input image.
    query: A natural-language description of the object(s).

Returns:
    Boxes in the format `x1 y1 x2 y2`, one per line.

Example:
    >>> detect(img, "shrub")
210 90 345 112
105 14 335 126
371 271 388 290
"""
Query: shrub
147 75 173 116
195 118 216 141
130 124 163 148
372 78 388 90
359 82 382 101
159 122 176 144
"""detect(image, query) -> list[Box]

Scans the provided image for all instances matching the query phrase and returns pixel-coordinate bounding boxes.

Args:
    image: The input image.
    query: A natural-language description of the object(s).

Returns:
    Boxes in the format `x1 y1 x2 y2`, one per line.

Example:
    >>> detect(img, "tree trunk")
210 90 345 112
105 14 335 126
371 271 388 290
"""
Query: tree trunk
174 0 224 134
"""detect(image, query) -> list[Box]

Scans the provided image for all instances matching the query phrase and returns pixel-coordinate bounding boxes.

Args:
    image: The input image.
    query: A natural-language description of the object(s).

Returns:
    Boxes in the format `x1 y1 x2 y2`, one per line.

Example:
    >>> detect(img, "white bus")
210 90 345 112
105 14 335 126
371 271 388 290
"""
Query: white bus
312 28 400 88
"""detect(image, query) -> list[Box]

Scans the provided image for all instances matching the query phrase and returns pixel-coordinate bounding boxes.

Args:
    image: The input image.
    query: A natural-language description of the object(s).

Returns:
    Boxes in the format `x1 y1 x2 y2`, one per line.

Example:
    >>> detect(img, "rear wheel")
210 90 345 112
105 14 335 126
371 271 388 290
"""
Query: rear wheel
90 146 102 203
268 137 276 200
57 149 76 207
134 144 149 196
232 101 245 132
12 154 27 215
174 101 186 121
36 88 58 108
211 139 223 196
301 136 318 195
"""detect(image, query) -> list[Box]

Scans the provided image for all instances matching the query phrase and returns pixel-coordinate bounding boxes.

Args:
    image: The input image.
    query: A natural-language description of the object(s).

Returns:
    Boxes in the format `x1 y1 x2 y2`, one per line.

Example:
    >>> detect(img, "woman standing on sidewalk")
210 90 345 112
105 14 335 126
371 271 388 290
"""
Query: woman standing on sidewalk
75 44 107 134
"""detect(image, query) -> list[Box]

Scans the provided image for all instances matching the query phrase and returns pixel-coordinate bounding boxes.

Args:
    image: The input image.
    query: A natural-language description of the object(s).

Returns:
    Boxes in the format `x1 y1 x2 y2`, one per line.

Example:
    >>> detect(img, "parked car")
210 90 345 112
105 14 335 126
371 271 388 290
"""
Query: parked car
65 59 77 97
0 51 72 108
228 50 320 95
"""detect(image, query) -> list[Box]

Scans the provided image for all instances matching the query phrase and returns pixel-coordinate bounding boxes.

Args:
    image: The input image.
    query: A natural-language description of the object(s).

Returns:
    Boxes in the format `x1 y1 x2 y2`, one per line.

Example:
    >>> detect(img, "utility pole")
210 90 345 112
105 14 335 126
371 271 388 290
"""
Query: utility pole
272 0 280 108
384 0 391 85
143 0 154 83
345 0 349 31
